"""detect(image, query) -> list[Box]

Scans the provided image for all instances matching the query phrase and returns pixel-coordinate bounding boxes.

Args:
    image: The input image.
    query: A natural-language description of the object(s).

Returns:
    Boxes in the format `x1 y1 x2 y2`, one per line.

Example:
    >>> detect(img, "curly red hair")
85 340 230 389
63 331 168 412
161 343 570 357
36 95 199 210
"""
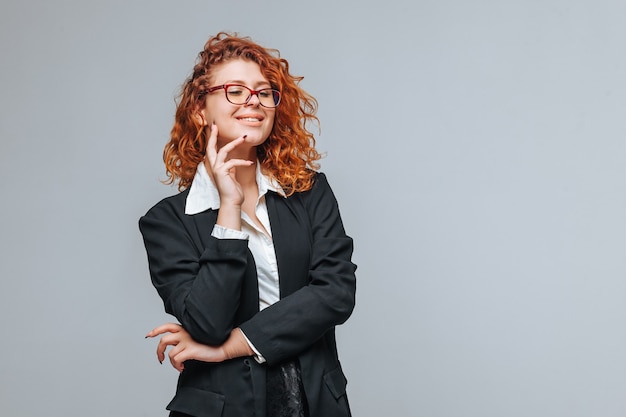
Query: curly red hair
163 32 321 194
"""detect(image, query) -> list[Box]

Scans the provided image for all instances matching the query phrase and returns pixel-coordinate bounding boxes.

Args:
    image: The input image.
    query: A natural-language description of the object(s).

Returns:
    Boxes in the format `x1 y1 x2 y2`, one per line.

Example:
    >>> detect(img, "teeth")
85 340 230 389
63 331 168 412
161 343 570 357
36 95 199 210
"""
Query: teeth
240 117 260 122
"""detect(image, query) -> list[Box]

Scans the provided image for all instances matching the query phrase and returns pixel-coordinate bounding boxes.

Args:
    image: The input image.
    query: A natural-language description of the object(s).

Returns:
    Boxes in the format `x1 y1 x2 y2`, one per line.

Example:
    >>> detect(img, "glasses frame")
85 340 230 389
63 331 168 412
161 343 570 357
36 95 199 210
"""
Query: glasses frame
206 84 281 108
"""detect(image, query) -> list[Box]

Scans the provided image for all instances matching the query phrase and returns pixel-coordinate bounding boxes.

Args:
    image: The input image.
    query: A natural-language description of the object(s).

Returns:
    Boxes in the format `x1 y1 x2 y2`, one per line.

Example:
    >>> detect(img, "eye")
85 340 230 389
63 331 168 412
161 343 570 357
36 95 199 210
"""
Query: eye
227 86 246 96
259 90 272 98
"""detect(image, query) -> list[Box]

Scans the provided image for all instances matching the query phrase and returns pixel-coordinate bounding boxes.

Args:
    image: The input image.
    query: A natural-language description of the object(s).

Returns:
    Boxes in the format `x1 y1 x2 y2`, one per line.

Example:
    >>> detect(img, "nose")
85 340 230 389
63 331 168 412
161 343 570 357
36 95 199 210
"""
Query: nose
245 93 261 106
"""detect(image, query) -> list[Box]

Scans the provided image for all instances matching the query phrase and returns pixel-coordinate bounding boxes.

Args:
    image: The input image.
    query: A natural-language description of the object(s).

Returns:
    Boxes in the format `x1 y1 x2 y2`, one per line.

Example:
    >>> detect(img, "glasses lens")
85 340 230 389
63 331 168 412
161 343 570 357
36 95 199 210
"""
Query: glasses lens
225 85 249 105
258 89 281 107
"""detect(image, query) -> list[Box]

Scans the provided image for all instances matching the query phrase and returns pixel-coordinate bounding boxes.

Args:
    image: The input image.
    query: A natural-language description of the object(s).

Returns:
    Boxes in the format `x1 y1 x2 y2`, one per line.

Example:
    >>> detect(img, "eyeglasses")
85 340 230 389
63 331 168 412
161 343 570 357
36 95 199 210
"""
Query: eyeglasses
206 84 281 108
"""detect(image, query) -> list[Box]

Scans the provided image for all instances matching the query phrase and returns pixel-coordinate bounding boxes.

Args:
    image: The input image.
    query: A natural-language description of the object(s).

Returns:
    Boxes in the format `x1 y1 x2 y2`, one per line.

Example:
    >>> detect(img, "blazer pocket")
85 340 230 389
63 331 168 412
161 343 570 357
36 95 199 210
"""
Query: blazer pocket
323 366 348 400
166 386 225 417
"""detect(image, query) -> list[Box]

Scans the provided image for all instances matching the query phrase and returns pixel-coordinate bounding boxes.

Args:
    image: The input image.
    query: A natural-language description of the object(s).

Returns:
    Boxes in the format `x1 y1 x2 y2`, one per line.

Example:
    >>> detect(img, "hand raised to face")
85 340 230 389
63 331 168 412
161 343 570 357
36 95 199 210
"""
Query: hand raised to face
204 122 254 208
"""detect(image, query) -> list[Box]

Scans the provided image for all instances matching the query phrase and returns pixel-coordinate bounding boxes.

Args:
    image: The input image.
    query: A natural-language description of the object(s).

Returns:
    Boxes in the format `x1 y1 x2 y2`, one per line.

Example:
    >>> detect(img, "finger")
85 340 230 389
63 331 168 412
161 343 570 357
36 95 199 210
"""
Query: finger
205 122 219 164
156 333 182 363
145 322 183 338
168 342 185 369
169 346 185 372
215 135 248 163
146 322 182 337
173 348 193 364
217 158 255 177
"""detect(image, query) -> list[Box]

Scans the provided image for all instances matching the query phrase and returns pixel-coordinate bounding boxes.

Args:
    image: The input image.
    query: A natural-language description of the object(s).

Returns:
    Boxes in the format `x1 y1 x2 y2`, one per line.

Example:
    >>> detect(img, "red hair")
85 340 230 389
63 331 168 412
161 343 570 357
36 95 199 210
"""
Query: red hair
163 32 321 194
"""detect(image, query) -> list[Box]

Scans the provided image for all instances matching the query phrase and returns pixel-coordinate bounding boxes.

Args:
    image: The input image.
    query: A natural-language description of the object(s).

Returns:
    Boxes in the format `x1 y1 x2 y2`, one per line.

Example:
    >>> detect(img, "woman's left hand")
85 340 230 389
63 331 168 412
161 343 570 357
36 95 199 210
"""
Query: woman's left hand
145 323 227 372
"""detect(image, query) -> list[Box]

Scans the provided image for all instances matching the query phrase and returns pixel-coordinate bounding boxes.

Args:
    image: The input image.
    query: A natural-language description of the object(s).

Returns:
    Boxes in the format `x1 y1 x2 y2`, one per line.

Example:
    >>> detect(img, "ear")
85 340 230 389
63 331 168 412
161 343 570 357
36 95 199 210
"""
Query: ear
194 109 208 126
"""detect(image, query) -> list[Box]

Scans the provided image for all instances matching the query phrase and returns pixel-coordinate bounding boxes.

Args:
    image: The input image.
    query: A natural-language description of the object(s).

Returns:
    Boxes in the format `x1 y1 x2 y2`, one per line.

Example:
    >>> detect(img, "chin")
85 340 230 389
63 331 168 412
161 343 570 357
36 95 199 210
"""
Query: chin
244 132 270 145
249 138 269 148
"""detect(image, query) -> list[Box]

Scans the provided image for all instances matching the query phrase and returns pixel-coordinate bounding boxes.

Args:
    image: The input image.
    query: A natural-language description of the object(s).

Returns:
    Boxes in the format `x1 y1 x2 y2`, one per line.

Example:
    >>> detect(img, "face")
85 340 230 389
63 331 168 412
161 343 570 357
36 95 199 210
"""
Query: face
199 59 276 149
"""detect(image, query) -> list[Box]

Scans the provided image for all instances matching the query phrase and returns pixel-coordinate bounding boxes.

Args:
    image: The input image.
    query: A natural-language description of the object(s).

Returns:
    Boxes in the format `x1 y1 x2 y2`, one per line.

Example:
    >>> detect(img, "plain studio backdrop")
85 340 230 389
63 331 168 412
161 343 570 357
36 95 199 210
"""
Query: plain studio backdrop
1 1 625 416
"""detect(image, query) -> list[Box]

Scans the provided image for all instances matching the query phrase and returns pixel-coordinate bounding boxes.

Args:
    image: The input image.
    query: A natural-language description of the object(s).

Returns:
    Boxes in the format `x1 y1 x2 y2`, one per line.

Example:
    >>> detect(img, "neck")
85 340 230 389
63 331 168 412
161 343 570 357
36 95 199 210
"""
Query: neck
235 159 257 187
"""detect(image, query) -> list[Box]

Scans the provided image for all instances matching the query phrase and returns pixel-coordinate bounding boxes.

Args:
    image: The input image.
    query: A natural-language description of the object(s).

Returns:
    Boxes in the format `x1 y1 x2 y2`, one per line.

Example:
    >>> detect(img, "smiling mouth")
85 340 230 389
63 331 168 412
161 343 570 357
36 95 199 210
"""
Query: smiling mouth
237 115 264 122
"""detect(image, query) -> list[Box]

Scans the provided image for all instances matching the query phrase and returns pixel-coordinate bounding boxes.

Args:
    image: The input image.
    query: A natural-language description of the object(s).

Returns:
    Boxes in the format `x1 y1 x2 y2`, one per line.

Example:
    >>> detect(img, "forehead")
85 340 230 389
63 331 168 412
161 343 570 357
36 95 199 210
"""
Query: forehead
209 59 269 86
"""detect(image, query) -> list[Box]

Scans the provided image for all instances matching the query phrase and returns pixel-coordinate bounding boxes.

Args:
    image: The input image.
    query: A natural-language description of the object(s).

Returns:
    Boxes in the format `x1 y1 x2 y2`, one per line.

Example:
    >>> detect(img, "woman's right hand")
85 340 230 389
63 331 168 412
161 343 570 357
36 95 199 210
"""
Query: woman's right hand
146 322 228 372
145 323 254 372
204 122 253 208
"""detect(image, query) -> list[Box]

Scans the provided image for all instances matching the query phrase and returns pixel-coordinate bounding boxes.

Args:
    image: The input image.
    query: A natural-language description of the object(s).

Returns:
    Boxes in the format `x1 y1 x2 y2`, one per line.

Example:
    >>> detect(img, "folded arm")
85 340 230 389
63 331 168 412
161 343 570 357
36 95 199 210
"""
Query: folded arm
139 202 250 345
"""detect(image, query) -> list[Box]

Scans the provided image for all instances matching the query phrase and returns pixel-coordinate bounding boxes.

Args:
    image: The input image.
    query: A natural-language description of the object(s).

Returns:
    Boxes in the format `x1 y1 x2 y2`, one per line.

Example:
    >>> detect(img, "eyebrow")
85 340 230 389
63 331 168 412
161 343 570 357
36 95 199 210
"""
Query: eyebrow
223 80 272 88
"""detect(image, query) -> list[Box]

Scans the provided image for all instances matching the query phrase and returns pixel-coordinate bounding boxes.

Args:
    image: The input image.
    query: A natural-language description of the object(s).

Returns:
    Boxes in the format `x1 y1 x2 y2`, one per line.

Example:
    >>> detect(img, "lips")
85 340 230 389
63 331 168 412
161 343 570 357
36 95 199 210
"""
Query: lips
236 114 264 122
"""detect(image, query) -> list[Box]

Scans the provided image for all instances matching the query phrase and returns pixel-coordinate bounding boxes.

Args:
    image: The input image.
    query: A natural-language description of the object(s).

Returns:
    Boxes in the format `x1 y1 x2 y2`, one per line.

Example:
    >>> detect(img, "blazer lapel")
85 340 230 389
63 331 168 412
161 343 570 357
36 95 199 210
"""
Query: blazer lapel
266 193 312 299
190 209 219 251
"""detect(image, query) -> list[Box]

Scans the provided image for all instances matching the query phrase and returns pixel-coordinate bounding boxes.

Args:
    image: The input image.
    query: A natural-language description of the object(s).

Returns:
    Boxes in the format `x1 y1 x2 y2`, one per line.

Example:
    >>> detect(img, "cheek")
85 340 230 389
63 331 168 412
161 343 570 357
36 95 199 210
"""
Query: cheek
203 98 232 122
267 112 276 127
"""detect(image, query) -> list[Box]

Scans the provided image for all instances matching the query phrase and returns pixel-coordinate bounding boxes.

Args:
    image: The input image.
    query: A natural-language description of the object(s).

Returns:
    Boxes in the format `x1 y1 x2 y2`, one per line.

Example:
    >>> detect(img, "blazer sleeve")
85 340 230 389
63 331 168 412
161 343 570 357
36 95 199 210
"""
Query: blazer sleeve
139 196 250 345
239 173 357 364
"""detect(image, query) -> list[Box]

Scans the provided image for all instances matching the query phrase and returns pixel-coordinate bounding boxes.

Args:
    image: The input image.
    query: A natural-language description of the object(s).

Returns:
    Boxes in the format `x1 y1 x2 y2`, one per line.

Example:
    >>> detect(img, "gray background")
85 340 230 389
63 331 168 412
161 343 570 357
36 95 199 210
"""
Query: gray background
1 0 625 416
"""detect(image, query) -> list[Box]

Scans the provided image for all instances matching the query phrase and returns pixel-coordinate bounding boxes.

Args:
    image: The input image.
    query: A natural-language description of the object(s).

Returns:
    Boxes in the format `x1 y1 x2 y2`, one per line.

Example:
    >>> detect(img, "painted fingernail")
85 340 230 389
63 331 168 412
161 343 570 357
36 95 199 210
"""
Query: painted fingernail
243 135 247 139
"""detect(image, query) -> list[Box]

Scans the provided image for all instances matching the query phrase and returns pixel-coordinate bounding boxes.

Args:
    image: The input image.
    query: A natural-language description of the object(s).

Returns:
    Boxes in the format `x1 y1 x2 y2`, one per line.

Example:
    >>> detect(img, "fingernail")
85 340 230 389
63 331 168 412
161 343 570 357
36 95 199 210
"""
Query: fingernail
159 360 163 364
243 135 247 139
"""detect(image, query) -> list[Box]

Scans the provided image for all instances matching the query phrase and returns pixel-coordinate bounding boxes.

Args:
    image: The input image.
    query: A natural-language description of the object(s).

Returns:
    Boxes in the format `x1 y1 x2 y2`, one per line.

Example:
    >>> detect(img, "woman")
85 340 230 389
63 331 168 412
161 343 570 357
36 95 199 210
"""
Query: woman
140 32 356 417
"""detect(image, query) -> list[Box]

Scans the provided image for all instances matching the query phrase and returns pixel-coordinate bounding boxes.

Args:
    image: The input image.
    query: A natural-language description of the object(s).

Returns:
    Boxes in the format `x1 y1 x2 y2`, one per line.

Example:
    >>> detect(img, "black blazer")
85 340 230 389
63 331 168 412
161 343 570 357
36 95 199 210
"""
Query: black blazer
139 172 357 417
